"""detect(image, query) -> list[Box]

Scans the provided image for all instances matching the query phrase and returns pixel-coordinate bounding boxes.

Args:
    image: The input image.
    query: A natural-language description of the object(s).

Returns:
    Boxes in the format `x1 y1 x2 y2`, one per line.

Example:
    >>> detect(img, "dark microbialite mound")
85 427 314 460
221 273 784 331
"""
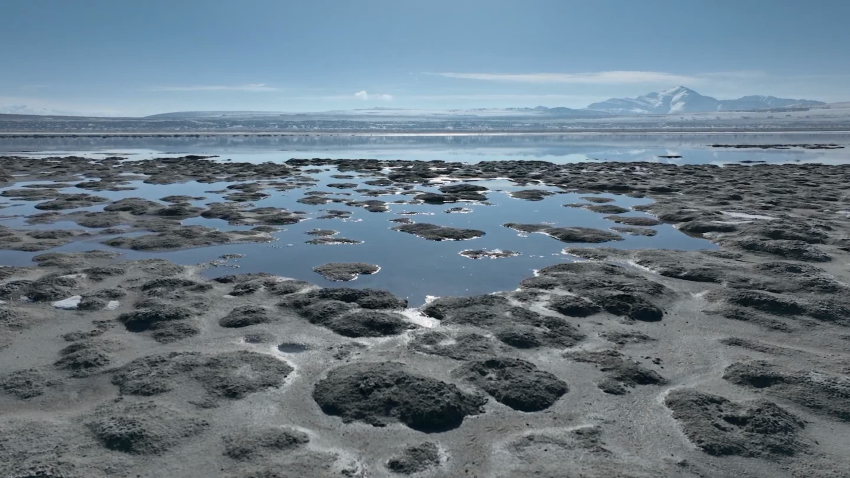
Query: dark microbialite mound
282 289 410 337
410 331 499 361
219 305 273 328
565 349 666 394
723 361 850 421
422 294 585 349
320 310 410 337
580 196 615 203
730 238 831 262
150 321 201 344
284 287 407 310
32 251 118 267
305 237 363 245
103 225 272 251
386 442 441 474
111 350 293 400
603 215 662 226
583 204 630 214
305 229 338 237
503 223 623 243
34 193 110 211
54 338 120 377
312 361 486 432
0 369 52 399
522 262 667 321
312 262 380 281
611 226 657 236
0 306 35 330
117 302 193 332
392 223 485 241
85 401 209 455
438 183 488 194
453 358 568 411
104 197 162 215
509 189 555 201
664 388 808 458
222 427 310 461
706 289 850 327
546 294 602 317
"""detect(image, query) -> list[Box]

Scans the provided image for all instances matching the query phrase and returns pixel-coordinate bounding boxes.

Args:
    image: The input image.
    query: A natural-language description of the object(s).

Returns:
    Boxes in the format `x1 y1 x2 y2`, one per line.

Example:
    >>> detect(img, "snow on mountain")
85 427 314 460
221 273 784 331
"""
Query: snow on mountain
717 95 824 111
586 87 824 114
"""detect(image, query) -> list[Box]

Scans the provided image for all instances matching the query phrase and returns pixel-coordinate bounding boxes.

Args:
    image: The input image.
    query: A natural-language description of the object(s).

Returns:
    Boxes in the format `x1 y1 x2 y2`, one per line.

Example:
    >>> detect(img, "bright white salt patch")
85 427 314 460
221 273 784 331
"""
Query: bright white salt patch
624 260 656 274
53 296 81 309
59 273 86 280
402 309 439 328
722 211 777 221
104 301 120 310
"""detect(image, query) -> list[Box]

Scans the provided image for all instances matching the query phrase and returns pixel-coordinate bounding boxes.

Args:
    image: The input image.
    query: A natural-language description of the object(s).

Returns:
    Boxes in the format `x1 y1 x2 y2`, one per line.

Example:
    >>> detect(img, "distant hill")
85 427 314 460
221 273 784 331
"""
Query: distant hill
586 86 825 115
144 107 610 120
144 111 290 119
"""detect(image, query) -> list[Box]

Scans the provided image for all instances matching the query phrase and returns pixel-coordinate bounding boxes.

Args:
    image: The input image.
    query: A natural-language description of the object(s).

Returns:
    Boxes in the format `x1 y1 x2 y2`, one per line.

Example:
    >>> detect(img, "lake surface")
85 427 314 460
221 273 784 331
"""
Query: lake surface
2 132 849 164
1 133 848 305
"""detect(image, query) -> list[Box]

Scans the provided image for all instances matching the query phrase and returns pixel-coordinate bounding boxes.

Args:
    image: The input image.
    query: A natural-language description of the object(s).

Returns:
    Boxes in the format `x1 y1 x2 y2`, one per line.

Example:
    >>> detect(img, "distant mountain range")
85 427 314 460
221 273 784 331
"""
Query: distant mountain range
144 106 610 119
0 87 832 121
586 86 825 115
142 89 826 120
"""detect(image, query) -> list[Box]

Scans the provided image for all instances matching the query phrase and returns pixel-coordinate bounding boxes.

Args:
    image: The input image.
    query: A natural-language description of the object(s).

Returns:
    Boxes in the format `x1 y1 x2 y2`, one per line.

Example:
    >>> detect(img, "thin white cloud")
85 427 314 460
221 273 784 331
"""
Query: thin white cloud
407 94 602 101
150 83 278 92
0 96 120 116
354 90 393 101
429 71 705 85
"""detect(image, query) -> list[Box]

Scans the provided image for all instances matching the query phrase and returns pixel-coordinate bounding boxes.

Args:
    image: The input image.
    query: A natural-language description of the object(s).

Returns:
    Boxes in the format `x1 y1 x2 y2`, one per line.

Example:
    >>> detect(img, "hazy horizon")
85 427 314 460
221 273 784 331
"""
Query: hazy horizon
2 0 850 116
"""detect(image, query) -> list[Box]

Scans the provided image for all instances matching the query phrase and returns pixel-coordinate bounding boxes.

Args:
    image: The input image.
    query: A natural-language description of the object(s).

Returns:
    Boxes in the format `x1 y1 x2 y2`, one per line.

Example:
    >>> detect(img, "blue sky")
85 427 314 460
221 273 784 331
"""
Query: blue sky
2 0 849 116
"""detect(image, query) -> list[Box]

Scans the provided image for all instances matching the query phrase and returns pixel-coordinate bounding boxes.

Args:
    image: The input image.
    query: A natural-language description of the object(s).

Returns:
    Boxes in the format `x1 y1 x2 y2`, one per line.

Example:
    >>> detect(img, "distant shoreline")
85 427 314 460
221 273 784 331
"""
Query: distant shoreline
2 130 850 139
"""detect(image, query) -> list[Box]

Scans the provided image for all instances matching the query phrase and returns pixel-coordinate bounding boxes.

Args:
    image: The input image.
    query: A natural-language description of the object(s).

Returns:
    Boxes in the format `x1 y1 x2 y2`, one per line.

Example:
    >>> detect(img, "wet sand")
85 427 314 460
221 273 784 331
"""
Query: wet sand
1 154 849 477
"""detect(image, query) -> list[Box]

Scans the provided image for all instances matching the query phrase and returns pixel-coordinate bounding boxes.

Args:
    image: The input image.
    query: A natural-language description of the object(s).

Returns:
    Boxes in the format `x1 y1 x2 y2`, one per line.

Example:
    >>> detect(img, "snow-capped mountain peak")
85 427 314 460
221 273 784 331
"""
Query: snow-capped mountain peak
586 88 824 115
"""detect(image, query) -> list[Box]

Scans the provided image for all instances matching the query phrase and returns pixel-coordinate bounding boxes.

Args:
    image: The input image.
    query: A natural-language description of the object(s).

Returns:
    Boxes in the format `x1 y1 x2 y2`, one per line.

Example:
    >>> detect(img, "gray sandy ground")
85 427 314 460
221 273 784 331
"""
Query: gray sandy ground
0 154 849 477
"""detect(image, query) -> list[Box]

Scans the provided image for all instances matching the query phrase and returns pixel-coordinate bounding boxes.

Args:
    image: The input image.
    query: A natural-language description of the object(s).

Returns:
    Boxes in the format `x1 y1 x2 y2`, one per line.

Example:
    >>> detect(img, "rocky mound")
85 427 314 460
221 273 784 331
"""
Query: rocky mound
312 362 486 432
410 331 499 361
219 305 273 328
503 223 623 243
312 262 380 281
386 442 441 474
565 350 666 394
723 361 850 421
422 294 584 349
85 401 209 455
392 223 485 241
522 262 667 321
54 338 120 377
509 189 555 201
0 369 52 399
665 388 808 458
453 358 568 411
103 225 272 251
222 427 310 461
545 294 602 317
111 350 293 400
